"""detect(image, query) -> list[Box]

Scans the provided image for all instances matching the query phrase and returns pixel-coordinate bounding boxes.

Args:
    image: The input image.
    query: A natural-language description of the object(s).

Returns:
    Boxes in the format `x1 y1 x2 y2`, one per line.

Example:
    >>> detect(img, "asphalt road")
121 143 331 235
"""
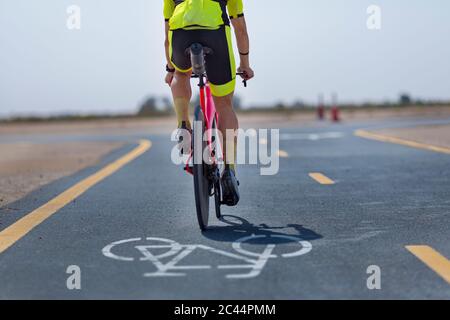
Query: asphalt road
1 118 450 299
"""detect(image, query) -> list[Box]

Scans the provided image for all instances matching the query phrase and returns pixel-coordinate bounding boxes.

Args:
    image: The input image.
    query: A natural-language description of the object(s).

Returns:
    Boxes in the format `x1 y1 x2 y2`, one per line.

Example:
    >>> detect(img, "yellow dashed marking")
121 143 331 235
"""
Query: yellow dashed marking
355 129 450 155
309 172 335 185
406 245 450 285
278 150 289 158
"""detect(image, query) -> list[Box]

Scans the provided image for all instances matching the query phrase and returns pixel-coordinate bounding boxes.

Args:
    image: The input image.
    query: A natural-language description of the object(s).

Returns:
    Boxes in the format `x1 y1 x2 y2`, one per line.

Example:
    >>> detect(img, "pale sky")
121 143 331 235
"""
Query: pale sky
1 0 450 117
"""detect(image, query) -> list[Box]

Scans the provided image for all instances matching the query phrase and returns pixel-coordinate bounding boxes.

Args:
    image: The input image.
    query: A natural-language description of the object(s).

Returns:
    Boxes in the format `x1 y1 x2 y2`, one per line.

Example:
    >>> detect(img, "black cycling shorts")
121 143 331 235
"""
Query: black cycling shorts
169 25 236 97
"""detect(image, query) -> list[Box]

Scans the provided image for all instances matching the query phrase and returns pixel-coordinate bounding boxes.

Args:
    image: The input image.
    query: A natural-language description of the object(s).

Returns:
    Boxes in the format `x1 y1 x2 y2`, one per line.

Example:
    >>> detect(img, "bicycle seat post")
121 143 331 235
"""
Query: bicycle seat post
190 43 206 77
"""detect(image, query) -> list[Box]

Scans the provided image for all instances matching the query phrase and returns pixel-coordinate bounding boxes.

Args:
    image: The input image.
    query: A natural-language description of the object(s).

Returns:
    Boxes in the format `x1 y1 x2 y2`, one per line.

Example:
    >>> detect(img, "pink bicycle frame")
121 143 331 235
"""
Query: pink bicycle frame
185 81 220 175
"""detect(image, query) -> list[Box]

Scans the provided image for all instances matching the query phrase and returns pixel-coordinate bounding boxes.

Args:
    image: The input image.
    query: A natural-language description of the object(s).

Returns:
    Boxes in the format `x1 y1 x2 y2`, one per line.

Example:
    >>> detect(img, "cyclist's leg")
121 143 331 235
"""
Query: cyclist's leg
171 71 192 129
202 26 238 169
213 93 238 170
203 26 240 206
169 29 194 129
214 93 240 206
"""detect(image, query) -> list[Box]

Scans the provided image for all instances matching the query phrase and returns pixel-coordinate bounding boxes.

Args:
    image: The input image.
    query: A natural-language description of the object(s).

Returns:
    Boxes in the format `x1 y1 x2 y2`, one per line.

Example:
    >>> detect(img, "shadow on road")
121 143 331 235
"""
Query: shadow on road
203 215 322 244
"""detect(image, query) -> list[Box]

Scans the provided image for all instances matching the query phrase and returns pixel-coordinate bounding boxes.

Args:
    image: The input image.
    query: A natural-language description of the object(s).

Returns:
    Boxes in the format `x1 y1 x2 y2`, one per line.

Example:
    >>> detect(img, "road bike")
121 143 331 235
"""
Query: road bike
183 43 246 231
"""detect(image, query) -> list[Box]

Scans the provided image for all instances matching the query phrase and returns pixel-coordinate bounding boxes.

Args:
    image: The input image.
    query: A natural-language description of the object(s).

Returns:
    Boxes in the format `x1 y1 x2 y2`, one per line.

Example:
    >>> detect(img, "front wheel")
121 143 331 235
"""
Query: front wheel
214 179 222 219
192 106 210 230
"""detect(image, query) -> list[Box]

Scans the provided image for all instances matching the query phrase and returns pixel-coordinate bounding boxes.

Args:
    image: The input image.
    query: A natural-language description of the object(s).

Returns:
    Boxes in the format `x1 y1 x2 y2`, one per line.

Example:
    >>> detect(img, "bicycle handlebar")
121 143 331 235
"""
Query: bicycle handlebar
236 72 248 88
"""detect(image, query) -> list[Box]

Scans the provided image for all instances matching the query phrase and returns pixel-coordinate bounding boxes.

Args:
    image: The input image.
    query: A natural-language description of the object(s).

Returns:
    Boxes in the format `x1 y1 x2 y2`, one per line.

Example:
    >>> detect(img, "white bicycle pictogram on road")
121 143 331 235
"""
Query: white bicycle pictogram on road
102 234 312 279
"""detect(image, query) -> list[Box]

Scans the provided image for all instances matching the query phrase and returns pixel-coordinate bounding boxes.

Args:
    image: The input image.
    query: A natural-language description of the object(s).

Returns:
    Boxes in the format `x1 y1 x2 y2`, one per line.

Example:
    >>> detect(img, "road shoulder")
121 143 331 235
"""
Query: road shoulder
0 141 125 207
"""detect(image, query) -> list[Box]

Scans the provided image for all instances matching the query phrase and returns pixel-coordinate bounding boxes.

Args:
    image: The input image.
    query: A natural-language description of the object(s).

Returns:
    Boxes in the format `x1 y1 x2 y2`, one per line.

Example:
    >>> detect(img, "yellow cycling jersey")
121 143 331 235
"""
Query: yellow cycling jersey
163 0 244 30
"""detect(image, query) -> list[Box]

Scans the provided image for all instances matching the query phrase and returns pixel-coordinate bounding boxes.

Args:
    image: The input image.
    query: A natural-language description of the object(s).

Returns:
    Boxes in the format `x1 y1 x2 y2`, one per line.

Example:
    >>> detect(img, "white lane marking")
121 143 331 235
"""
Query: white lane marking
102 235 312 279
101 238 142 261
272 235 312 258
139 244 211 277
280 132 345 141
232 235 277 258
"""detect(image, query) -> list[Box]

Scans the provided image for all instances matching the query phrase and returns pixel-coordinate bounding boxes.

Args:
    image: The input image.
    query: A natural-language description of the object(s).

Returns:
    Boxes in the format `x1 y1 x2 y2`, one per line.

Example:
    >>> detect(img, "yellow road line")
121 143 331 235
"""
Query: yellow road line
354 129 450 155
309 172 335 185
278 150 289 158
0 139 152 255
406 245 450 284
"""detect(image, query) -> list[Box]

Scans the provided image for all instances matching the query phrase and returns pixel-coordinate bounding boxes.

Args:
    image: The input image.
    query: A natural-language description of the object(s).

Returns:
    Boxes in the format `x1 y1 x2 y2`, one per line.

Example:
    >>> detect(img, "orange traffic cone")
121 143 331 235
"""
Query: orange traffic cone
331 106 340 122
317 105 325 120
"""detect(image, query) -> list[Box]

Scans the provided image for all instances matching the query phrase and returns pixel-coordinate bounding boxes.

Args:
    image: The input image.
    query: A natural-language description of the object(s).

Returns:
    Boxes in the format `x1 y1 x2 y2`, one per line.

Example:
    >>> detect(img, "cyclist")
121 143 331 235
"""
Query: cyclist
163 0 254 206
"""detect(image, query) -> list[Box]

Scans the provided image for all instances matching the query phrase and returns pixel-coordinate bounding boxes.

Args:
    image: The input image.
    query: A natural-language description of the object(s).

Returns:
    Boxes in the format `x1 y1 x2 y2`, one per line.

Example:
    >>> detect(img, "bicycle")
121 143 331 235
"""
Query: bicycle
183 43 246 231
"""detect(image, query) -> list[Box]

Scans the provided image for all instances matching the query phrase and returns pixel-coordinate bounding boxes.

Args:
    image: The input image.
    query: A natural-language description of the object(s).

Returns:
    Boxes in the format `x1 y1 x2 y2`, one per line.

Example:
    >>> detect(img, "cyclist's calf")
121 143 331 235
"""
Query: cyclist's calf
213 93 238 165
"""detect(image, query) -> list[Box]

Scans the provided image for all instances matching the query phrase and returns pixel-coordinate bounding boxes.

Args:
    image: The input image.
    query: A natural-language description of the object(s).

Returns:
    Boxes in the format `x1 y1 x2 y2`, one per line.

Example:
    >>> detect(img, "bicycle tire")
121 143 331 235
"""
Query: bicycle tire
214 180 222 219
192 106 210 230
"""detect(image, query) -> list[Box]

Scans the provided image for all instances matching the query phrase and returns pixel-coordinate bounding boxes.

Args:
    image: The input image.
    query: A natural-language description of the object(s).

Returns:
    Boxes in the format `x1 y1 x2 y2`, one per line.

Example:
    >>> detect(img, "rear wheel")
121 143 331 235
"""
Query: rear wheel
192 106 210 230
